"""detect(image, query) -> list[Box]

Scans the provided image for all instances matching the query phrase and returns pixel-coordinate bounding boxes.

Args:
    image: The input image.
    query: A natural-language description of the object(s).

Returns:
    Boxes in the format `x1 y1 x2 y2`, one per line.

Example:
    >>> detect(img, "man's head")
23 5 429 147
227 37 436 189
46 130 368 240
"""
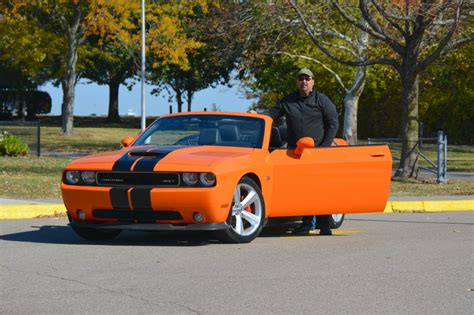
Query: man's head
296 68 314 97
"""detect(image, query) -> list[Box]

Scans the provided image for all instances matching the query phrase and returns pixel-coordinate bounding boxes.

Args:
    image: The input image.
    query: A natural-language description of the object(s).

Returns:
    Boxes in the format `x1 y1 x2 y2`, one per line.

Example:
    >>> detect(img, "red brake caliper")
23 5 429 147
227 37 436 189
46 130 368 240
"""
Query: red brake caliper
241 194 252 212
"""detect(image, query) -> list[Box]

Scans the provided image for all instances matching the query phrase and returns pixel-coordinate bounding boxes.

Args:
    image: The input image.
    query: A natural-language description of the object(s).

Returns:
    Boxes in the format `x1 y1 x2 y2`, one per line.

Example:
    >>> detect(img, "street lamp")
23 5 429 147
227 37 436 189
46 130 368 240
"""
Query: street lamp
140 0 146 131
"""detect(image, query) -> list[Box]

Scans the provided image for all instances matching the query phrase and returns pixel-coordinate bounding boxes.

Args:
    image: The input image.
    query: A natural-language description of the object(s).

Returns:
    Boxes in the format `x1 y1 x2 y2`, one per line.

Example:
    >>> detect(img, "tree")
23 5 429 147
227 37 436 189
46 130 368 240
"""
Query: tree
81 1 139 122
0 6 56 120
289 0 473 179
223 2 370 144
149 4 237 113
4 1 208 131
4 1 100 134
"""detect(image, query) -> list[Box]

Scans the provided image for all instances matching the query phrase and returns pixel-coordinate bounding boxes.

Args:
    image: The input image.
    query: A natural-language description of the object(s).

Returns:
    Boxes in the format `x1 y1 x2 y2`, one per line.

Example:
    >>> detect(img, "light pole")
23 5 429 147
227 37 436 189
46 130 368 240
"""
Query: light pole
140 0 146 131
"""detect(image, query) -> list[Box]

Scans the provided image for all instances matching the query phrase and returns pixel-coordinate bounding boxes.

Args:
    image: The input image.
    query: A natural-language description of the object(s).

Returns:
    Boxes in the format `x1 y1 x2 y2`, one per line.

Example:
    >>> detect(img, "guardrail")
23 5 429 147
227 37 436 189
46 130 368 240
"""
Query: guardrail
368 131 447 183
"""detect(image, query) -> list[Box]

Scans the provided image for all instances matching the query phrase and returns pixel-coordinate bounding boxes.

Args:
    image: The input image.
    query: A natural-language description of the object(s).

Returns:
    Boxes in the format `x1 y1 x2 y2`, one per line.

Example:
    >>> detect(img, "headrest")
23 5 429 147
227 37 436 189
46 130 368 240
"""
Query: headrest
219 125 239 141
270 126 282 148
278 125 287 142
199 128 221 145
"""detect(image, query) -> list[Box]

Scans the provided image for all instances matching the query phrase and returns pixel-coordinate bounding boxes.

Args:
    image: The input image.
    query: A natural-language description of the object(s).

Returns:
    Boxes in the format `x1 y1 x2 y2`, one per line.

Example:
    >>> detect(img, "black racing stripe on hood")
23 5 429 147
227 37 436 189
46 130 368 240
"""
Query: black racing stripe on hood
112 149 142 171
132 148 168 172
112 147 182 172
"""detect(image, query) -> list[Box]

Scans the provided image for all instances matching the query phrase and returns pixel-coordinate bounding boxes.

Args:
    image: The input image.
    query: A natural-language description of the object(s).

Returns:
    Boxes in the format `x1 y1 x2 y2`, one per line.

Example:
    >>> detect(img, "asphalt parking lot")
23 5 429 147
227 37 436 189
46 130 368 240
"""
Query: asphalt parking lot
1 212 472 314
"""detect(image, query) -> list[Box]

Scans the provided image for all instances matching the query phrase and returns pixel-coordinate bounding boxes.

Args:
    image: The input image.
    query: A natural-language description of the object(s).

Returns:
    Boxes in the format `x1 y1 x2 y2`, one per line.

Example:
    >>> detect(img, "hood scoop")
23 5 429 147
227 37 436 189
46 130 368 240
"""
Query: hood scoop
129 151 165 157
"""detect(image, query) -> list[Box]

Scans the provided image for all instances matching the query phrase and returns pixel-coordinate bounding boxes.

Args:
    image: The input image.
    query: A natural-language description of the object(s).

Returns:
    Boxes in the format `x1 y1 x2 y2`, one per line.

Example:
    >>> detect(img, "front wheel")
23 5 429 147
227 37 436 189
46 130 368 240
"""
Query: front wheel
68 215 121 241
216 177 265 243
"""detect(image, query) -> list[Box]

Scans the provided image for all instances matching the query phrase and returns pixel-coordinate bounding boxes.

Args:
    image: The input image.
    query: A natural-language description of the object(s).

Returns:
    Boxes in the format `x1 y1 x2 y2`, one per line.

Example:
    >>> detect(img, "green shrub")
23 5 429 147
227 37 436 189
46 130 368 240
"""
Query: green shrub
0 131 29 156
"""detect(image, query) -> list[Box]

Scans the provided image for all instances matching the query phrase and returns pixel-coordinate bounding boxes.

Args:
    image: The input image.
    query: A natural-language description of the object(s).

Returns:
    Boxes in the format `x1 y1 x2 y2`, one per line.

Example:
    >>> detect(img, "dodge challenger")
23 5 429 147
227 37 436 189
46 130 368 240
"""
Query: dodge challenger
62 112 392 243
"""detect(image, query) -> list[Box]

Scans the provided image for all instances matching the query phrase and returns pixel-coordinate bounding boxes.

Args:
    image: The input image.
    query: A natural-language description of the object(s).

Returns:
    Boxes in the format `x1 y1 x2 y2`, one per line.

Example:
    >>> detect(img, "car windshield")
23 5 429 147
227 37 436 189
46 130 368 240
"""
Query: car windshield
134 115 265 149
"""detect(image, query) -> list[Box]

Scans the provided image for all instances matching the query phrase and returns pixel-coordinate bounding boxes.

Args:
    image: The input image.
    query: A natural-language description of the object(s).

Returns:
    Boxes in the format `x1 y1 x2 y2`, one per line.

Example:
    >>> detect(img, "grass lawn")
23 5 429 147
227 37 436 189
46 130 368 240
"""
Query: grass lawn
36 128 474 172
2 119 473 171
0 157 72 200
2 119 473 200
41 126 141 153
1 156 472 201
387 144 474 172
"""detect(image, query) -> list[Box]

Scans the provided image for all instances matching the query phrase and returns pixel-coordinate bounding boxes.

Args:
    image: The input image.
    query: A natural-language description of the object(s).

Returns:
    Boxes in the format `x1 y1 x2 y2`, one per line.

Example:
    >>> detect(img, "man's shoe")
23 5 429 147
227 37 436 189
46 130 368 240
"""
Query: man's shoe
293 225 316 235
319 228 332 236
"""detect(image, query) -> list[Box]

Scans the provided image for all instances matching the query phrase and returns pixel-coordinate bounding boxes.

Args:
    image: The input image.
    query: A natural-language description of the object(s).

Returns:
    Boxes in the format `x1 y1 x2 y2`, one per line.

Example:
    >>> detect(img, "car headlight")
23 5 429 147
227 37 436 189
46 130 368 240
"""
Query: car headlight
81 171 96 184
199 172 216 187
182 172 199 186
64 171 80 185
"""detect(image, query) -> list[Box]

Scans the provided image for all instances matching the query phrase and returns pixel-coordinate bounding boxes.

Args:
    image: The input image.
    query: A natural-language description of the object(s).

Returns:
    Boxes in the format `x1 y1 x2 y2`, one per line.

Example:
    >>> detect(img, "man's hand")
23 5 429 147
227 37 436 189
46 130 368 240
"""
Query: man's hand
247 110 257 114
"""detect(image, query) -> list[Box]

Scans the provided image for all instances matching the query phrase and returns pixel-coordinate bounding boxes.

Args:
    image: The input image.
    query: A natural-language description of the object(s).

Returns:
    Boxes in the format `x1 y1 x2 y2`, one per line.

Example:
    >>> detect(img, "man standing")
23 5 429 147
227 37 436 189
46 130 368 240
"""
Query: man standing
251 68 339 235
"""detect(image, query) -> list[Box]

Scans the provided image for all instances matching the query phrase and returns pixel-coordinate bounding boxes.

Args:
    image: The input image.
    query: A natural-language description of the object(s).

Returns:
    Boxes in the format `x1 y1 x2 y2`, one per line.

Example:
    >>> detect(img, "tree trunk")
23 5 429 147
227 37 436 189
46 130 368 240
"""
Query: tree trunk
61 13 81 135
187 89 193 112
107 79 121 123
343 66 366 144
175 77 183 113
16 94 25 121
61 72 75 135
343 25 368 145
176 90 183 113
394 73 420 179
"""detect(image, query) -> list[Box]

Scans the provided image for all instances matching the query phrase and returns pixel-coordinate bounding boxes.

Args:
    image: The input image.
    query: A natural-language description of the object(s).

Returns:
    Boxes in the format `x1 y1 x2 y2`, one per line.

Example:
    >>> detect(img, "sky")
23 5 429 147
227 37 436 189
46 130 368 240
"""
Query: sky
41 79 257 117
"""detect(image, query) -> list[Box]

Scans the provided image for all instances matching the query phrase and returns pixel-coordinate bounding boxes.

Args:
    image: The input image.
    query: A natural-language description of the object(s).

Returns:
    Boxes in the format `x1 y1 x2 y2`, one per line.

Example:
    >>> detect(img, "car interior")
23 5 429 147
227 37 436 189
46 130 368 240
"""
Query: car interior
269 125 288 151
196 123 262 148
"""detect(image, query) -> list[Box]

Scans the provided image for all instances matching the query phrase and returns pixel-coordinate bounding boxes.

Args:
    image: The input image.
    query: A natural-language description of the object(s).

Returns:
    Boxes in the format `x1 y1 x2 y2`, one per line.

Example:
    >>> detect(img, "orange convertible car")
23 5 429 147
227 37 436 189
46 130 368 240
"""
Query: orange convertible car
62 112 392 243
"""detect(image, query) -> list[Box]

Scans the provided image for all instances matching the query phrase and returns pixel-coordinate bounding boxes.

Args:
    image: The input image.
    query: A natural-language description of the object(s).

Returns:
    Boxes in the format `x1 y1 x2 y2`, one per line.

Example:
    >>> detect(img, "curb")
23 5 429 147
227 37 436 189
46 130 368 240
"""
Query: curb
0 204 67 220
383 200 474 213
0 200 473 220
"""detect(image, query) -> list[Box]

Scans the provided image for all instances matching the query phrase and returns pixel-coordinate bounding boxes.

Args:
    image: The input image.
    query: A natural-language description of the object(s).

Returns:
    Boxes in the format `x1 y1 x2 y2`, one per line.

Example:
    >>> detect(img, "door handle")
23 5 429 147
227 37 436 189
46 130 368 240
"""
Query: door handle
370 154 385 157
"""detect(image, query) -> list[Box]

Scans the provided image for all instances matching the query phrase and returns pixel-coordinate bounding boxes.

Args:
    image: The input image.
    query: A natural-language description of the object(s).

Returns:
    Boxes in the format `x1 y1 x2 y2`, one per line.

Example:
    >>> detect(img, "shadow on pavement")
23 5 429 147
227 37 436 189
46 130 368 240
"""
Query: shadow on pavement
0 222 362 246
0 225 225 247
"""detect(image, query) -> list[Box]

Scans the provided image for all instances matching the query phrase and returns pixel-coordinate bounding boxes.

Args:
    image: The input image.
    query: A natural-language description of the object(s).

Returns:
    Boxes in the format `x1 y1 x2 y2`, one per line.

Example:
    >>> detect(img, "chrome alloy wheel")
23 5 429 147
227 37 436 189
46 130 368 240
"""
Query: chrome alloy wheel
230 182 263 237
332 214 344 224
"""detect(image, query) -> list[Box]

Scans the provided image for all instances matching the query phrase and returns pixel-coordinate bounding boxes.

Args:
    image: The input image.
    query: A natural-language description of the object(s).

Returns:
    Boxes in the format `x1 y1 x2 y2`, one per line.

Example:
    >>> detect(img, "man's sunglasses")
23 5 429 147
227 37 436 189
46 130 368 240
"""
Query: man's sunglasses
298 77 312 82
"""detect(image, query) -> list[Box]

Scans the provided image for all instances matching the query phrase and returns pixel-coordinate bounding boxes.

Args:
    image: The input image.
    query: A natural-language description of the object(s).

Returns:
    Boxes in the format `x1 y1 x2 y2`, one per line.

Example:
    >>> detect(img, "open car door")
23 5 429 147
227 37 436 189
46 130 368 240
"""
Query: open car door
267 144 392 217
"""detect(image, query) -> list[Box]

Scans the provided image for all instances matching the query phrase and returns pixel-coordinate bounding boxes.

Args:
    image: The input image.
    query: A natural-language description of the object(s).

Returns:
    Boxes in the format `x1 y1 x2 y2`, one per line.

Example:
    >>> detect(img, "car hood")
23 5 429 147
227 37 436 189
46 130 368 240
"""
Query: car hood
66 145 255 170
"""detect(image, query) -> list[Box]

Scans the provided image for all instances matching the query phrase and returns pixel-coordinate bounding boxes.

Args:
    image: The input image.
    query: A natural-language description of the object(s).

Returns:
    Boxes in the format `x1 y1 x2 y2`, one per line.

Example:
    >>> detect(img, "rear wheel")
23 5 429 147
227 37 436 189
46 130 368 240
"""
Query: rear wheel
216 177 265 243
316 214 345 229
330 214 344 229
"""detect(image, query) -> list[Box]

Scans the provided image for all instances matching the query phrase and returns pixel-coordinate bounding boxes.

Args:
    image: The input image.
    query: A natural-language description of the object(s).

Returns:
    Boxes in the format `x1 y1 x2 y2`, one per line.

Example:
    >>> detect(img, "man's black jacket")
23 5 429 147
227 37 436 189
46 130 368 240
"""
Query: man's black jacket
268 90 339 148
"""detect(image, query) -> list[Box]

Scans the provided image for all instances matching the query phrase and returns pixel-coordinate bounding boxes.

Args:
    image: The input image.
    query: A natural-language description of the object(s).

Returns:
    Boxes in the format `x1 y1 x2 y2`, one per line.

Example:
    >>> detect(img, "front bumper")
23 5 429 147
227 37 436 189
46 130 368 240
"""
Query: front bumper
70 220 230 231
62 184 232 223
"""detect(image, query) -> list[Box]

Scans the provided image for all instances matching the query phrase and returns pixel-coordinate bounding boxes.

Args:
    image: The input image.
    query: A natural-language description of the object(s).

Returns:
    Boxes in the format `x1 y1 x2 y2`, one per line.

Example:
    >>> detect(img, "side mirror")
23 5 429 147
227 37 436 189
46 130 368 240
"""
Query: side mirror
294 137 314 156
121 136 134 147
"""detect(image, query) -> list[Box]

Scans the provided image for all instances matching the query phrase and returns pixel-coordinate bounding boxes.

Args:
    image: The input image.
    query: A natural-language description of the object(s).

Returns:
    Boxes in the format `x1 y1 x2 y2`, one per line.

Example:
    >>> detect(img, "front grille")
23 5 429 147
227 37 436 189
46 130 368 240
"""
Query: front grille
93 210 182 222
97 172 179 187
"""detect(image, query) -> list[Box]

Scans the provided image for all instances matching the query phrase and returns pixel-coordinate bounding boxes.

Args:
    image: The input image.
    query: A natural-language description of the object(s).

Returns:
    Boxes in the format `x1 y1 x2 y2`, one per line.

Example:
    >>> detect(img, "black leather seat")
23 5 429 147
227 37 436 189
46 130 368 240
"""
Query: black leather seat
270 127 282 148
219 125 240 141
199 128 221 145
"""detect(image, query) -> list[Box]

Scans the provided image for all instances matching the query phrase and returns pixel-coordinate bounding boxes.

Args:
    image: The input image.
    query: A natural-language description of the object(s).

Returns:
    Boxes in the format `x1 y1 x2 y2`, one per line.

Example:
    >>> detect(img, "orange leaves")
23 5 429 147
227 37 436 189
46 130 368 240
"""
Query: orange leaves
84 0 207 70
85 0 139 47
147 14 204 71
143 1 208 71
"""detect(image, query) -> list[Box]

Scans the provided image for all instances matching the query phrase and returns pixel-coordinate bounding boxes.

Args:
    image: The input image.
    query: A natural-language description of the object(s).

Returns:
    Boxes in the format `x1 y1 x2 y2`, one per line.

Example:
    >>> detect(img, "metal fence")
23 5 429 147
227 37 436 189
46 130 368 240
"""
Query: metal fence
368 131 448 183
0 120 41 157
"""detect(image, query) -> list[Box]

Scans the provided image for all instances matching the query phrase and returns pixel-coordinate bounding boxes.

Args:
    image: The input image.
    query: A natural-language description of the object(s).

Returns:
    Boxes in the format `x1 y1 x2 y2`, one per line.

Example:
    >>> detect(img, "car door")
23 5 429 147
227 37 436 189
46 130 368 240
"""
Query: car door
267 145 392 217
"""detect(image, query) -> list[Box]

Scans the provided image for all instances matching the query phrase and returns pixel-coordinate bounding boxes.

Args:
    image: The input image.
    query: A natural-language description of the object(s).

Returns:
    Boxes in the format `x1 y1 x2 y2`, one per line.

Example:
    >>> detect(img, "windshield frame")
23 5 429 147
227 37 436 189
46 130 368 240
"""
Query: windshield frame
133 114 266 149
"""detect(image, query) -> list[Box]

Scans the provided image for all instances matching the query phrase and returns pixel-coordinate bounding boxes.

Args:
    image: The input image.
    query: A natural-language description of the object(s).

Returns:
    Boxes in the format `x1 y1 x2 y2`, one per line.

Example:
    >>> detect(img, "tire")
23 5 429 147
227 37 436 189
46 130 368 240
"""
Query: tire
216 177 266 243
68 215 121 241
315 214 345 229
330 214 344 229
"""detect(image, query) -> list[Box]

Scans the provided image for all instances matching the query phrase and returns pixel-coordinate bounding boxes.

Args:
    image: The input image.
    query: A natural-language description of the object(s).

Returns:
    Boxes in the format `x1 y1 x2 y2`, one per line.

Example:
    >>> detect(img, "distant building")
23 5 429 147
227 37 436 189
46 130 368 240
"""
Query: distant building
127 109 137 117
